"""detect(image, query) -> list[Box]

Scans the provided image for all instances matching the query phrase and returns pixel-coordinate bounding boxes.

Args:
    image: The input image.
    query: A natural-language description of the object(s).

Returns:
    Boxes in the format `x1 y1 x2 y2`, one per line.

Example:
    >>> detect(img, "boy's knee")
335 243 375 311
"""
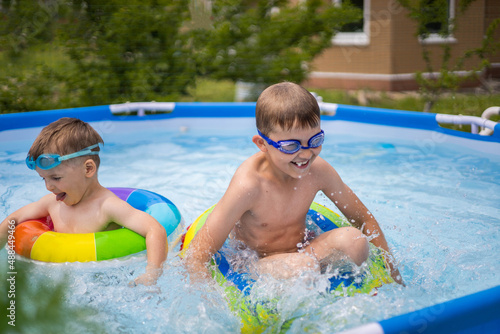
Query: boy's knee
334 227 369 266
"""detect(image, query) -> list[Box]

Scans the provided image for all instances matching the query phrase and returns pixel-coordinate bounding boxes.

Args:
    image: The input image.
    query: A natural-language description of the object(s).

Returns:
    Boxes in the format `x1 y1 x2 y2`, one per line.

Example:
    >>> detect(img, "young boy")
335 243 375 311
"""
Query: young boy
0 118 167 286
186 82 403 285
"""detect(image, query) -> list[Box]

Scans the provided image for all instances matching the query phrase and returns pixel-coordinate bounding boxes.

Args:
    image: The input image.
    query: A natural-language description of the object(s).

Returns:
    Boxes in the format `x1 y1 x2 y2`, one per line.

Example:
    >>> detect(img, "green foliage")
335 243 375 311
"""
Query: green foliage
396 0 500 112
64 0 196 105
0 0 68 57
183 78 236 102
0 0 361 112
191 79 500 123
194 0 361 86
0 65 74 113
0 259 101 333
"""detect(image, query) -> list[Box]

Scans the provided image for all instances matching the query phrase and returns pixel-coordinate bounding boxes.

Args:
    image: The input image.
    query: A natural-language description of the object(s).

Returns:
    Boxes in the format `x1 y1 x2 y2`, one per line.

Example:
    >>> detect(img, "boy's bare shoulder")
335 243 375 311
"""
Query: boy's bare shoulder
233 152 260 175
98 188 140 225
39 192 59 209
312 156 339 176
228 153 266 197
236 152 267 179
99 188 130 210
311 156 345 194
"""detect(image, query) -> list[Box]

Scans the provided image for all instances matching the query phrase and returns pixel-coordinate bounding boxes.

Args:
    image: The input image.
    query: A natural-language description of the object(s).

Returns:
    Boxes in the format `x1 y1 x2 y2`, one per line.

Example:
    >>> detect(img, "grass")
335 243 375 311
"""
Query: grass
186 79 500 120
183 78 236 102
288 86 500 119
180 80 500 133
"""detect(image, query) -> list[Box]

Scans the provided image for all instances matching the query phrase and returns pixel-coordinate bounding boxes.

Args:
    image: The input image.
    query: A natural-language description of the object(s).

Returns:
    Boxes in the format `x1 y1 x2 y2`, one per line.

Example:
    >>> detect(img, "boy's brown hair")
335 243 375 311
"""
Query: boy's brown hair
255 82 320 135
28 118 104 168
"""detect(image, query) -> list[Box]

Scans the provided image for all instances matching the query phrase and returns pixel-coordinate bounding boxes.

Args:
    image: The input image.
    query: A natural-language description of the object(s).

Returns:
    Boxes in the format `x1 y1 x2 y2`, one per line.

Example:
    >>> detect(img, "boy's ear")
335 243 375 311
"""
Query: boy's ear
84 159 97 177
252 135 268 152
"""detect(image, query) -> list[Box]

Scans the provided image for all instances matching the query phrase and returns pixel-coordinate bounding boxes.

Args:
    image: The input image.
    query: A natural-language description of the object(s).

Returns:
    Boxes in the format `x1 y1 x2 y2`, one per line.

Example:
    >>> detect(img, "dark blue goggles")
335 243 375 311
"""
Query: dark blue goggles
258 130 324 154
26 143 101 170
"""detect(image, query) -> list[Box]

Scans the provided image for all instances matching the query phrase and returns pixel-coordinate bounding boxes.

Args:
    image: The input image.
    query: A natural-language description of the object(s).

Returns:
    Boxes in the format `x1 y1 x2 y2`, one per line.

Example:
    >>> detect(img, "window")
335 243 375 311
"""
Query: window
419 0 456 44
332 0 370 46
339 0 364 33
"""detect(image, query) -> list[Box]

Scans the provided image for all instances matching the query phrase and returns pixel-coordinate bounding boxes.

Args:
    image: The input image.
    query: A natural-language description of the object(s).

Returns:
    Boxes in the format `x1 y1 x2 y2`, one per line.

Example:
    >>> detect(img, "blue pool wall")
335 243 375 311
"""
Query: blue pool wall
1 103 500 142
1 103 499 334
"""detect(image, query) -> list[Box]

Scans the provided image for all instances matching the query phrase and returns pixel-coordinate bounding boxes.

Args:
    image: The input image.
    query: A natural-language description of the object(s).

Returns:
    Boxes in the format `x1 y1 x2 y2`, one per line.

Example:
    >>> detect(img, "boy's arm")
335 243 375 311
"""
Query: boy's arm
105 197 167 285
185 172 257 282
0 195 51 249
317 158 404 285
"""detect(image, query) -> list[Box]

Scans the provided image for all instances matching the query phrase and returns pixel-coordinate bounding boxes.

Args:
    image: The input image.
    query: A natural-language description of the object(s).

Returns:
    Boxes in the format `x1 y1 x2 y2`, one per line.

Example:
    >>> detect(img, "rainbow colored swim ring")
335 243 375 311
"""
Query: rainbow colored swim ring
14 187 182 263
180 202 394 333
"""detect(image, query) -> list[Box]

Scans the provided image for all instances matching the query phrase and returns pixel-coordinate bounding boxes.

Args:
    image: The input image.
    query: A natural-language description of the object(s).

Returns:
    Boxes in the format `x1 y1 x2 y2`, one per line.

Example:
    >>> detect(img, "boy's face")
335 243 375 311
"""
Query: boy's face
36 159 90 206
261 125 322 179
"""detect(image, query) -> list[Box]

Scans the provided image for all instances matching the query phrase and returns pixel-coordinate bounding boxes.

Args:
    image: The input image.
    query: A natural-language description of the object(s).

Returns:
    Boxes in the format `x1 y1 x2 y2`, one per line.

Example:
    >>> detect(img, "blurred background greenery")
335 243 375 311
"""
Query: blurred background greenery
0 259 102 334
0 0 359 112
0 0 498 122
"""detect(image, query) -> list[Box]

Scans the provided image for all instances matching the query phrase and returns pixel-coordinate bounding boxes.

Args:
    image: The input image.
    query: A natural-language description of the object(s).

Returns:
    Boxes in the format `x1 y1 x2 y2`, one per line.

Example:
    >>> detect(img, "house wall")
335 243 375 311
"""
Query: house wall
305 0 498 91
307 0 396 90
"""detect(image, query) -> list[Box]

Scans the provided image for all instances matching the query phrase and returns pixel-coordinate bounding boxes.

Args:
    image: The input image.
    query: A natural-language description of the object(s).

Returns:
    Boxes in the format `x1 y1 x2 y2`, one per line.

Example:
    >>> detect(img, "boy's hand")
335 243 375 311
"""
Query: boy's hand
131 267 163 286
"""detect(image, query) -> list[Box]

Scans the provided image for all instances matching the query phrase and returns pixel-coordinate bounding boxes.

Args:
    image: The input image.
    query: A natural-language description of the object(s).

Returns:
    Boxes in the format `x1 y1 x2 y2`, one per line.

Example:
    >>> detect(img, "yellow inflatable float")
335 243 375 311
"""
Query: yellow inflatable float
180 202 395 332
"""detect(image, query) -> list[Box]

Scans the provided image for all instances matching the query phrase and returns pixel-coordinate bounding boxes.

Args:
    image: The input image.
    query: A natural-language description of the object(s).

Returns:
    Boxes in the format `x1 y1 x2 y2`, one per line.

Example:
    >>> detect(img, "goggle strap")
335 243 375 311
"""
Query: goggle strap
57 143 101 162
59 150 99 162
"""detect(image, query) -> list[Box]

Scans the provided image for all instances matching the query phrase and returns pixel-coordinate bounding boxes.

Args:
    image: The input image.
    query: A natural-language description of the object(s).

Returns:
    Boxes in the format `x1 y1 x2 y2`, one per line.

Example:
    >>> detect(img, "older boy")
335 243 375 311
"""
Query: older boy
186 82 403 284
0 118 167 285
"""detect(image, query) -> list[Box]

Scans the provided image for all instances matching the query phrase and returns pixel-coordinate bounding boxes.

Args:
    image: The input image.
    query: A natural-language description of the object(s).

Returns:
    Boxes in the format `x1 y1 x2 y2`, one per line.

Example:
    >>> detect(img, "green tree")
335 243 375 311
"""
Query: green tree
64 0 196 105
192 0 361 99
0 0 362 111
0 0 68 56
0 0 77 113
0 0 197 111
397 0 500 112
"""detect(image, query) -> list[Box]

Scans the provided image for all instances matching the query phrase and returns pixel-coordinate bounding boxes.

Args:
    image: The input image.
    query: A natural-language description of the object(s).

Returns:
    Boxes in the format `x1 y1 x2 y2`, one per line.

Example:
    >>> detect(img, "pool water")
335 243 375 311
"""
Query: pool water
1 119 499 333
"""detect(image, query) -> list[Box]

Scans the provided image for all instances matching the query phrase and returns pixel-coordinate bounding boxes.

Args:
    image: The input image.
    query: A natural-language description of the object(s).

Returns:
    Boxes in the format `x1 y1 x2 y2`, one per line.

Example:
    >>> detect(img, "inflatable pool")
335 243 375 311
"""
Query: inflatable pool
2 102 498 333
14 187 182 262
180 202 395 332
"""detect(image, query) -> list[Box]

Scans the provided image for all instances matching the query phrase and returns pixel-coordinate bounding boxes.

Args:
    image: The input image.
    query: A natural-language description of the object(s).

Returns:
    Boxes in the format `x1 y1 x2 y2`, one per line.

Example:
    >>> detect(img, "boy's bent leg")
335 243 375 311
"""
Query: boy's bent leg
305 227 369 267
257 252 320 279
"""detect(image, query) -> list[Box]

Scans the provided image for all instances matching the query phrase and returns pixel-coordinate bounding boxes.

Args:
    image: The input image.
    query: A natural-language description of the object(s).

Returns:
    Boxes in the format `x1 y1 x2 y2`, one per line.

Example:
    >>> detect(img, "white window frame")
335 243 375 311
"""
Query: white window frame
332 0 370 46
419 0 457 45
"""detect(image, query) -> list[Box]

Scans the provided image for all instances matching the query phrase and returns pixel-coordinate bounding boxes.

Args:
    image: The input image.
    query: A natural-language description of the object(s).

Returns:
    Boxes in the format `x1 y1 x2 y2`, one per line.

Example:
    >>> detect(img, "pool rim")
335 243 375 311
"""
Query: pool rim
1 102 499 143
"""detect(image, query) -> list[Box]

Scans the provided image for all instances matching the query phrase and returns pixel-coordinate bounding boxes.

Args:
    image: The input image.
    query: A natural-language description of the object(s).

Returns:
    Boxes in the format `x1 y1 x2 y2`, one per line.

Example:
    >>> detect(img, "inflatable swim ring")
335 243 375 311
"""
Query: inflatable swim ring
180 202 394 332
14 187 182 263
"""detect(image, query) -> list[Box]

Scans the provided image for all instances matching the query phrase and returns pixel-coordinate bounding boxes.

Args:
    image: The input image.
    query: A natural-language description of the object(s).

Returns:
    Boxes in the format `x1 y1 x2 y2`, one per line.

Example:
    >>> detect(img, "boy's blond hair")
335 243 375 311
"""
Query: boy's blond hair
28 118 104 168
255 82 320 135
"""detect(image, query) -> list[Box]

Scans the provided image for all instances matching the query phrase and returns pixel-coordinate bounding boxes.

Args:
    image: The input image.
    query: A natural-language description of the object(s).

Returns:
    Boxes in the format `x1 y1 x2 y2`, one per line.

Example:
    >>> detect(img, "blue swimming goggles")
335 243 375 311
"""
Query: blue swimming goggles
257 129 325 154
26 143 101 170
